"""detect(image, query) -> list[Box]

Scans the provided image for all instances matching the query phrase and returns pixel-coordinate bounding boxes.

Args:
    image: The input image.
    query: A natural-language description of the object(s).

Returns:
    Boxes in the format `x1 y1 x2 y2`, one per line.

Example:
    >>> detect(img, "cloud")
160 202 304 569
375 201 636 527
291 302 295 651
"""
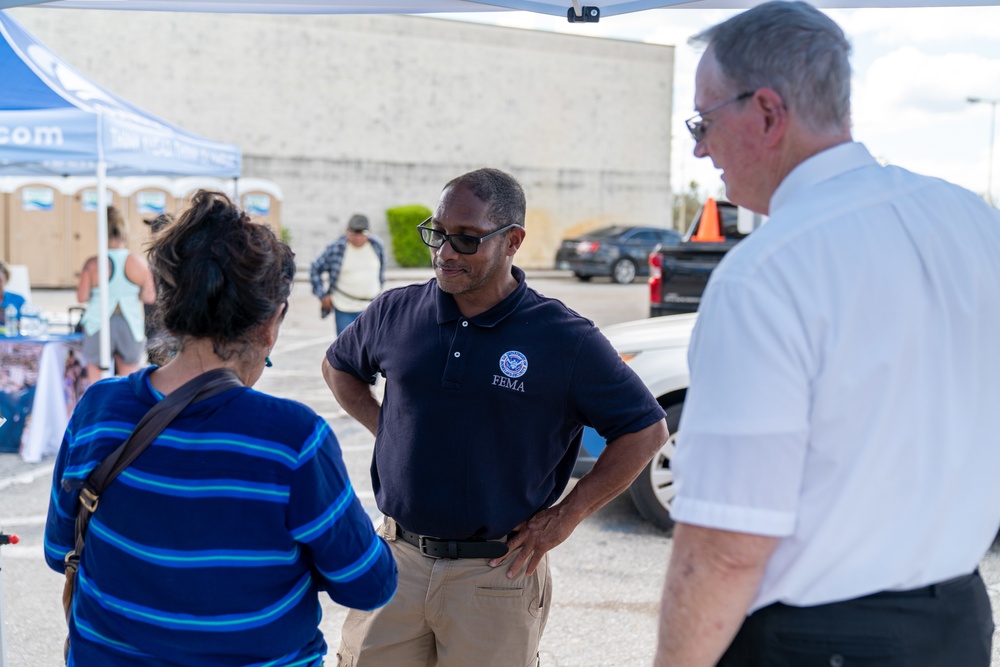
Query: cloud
831 7 1000 45
857 46 1000 122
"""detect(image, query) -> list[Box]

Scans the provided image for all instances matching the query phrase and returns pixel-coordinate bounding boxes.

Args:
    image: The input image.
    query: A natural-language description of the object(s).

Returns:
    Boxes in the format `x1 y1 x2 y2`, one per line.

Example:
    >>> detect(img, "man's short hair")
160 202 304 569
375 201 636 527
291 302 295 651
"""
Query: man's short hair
445 168 526 231
691 1 852 135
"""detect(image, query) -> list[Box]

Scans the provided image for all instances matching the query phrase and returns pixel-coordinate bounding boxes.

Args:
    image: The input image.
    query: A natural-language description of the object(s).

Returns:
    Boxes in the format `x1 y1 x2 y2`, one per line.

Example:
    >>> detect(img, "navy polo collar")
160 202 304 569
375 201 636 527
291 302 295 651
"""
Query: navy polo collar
435 265 527 328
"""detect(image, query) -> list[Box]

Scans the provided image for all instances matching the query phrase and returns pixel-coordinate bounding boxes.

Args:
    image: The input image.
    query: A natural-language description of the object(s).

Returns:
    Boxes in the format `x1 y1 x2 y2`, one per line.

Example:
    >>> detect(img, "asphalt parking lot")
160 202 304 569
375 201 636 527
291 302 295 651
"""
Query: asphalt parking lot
3 271 1000 666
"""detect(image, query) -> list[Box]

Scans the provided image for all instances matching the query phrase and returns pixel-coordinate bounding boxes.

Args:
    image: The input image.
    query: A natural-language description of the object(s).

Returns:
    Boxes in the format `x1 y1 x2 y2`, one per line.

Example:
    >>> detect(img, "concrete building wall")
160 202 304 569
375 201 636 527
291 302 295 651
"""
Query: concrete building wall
9 9 673 269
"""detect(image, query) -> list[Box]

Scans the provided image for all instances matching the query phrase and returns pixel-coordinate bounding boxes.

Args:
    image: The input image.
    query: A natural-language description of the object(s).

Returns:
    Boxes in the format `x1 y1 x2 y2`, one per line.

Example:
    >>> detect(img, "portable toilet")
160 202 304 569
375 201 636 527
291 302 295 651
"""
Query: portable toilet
121 177 179 255
239 178 283 237
5 178 73 287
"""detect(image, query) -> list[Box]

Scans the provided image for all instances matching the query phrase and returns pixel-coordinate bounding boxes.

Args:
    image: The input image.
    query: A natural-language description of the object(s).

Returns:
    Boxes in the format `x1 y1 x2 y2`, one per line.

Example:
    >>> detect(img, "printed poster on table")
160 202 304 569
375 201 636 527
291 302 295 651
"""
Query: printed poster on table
0 340 85 454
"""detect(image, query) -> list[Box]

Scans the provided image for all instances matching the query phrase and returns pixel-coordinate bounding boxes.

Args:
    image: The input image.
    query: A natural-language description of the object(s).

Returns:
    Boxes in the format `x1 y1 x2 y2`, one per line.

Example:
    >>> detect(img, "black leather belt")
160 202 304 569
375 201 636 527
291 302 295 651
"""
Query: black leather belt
395 525 509 560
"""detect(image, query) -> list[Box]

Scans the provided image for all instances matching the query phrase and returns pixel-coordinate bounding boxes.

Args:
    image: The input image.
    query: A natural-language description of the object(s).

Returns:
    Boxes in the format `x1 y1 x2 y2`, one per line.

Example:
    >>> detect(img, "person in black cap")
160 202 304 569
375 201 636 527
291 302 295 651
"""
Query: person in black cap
309 214 386 335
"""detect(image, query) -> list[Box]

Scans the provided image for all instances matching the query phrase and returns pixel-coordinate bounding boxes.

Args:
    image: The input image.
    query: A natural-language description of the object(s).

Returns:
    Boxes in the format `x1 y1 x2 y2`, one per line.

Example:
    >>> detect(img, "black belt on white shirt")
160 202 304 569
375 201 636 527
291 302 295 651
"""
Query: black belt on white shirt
395 524 509 560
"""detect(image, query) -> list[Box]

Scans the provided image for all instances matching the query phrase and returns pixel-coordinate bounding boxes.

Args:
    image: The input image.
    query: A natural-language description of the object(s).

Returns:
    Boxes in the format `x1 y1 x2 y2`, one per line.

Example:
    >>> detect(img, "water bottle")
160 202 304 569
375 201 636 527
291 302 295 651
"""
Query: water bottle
19 304 39 337
4 304 18 337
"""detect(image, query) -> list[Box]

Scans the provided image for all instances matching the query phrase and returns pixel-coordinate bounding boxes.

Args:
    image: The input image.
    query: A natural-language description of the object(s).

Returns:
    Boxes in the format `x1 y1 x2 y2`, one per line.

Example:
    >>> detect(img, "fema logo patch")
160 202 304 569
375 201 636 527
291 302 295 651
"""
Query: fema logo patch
499 351 528 378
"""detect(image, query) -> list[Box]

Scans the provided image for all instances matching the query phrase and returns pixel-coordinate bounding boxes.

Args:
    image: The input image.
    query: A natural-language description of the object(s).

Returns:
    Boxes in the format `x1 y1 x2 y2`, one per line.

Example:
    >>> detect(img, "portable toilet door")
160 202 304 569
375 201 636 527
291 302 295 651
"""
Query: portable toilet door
7 182 70 288
242 191 281 236
127 186 178 255
238 179 283 239
70 185 126 287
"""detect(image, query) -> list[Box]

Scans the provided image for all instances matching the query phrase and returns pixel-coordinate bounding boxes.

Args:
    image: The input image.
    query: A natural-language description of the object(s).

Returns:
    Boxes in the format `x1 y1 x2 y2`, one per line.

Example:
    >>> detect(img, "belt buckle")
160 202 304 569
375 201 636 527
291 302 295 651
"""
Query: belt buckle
417 535 436 558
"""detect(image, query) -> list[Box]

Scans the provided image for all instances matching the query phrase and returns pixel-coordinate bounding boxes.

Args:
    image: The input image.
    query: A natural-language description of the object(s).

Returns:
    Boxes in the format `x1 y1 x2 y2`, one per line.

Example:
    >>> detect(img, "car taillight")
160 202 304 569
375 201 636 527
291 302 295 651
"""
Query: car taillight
649 252 662 304
575 241 600 254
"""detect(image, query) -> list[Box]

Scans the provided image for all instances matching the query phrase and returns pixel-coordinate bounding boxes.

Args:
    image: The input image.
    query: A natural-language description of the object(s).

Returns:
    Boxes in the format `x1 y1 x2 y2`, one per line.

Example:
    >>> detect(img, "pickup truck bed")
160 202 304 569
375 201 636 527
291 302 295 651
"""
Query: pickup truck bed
650 239 739 316
649 199 748 317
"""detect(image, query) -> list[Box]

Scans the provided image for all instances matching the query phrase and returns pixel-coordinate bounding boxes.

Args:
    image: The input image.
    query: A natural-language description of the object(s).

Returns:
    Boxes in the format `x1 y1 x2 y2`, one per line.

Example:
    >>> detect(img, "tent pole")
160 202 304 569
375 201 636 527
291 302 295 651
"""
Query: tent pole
96 111 112 379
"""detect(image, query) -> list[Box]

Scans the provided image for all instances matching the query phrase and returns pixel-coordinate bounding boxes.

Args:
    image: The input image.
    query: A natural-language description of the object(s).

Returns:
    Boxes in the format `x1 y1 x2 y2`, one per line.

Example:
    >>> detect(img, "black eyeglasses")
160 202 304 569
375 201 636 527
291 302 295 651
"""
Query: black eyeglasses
417 218 521 255
685 90 755 142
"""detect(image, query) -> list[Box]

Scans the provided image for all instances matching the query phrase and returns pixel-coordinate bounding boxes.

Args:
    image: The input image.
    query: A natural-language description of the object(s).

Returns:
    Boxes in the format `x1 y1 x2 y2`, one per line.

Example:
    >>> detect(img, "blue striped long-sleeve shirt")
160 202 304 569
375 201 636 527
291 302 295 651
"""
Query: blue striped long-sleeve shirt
45 368 396 667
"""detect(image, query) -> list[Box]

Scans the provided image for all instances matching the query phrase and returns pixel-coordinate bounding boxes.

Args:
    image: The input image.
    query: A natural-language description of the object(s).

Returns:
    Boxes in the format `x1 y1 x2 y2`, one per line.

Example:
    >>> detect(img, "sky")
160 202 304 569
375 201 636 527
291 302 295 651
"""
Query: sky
433 6 1000 205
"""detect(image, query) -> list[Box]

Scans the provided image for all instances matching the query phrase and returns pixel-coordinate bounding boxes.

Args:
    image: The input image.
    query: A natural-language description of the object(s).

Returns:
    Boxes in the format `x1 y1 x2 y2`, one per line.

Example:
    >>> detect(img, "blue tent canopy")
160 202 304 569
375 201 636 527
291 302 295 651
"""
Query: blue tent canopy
0 10 241 378
0 10 241 177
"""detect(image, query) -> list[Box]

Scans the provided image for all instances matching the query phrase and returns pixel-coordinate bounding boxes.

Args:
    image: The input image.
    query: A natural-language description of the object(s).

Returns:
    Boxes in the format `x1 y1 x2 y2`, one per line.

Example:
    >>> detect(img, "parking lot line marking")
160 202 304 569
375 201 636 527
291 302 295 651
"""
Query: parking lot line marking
274 335 333 354
0 462 55 492
1 514 46 527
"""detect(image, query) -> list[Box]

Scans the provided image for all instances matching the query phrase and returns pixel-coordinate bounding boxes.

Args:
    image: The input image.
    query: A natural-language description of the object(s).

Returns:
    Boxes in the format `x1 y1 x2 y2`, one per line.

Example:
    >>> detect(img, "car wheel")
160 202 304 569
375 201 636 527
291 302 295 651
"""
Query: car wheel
611 258 636 284
574 273 592 282
628 401 682 531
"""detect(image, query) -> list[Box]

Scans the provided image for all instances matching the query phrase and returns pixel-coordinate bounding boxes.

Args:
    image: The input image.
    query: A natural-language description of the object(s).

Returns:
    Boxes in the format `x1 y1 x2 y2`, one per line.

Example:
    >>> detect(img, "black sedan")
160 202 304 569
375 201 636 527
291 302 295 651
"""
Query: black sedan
554 225 682 284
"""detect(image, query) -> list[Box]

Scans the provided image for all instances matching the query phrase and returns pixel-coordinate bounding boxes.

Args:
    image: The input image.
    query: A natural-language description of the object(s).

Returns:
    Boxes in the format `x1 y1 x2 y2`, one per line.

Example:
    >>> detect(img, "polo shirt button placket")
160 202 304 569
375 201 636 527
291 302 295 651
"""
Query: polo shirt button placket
442 317 473 388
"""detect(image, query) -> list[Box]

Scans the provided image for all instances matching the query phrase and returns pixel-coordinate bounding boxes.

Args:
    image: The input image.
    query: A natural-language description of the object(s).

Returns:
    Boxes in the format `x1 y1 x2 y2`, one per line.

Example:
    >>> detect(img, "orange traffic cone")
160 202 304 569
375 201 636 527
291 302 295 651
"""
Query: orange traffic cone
691 197 724 242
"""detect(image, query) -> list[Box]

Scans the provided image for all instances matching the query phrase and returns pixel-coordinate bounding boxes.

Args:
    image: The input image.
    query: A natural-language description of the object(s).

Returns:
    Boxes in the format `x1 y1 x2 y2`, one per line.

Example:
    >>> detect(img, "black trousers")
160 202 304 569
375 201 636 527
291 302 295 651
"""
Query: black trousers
717 571 994 667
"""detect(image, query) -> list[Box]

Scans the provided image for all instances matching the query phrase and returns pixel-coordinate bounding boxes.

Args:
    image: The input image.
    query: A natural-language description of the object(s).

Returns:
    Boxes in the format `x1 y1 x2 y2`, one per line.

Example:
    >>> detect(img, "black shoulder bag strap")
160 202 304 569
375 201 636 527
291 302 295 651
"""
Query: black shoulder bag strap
62 367 244 570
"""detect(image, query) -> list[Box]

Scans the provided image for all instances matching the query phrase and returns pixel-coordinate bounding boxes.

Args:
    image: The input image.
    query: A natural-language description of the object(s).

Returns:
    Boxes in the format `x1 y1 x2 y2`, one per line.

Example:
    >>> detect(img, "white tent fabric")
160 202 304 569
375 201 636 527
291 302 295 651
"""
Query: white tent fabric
0 10 241 377
1 0 997 18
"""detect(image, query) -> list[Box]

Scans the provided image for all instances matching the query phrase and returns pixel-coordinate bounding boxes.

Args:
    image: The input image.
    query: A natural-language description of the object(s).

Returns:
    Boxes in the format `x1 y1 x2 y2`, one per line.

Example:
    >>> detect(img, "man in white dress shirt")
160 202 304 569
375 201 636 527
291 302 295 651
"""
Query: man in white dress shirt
656 2 1000 666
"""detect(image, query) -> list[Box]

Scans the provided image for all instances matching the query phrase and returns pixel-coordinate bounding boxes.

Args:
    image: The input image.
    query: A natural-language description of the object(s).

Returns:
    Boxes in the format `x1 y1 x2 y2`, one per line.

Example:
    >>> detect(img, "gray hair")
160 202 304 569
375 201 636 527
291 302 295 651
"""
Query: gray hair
445 168 526 231
691 1 852 135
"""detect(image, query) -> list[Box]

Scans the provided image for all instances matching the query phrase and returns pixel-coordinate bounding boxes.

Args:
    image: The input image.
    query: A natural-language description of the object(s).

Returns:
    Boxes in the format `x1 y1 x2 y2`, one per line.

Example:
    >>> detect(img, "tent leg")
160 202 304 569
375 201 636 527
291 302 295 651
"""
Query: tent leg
96 159 112 380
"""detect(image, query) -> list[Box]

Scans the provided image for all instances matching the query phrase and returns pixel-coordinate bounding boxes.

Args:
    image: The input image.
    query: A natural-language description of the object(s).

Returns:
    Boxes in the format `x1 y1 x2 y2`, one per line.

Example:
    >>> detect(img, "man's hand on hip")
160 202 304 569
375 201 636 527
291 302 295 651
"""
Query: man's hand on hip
491 505 579 578
491 419 668 579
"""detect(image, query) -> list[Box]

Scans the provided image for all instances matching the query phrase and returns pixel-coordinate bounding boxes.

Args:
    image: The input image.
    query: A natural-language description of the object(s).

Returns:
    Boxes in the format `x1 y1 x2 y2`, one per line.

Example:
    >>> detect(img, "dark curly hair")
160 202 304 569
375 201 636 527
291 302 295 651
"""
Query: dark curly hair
148 190 295 361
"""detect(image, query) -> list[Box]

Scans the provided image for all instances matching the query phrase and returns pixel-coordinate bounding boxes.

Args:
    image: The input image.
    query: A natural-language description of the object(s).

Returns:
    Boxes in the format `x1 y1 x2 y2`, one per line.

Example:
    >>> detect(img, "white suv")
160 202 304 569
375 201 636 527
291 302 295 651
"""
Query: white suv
574 313 696 531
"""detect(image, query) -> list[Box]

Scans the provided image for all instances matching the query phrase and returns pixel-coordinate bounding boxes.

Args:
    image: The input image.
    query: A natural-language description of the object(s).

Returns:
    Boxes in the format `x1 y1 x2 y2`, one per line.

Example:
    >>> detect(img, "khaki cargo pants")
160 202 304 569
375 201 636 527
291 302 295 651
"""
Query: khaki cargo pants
337 519 551 667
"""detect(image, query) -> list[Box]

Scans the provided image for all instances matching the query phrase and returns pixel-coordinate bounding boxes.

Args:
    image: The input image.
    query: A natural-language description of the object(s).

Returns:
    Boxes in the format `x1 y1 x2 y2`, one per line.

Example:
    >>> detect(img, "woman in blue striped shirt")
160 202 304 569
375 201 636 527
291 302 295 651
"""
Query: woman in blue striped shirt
45 190 397 666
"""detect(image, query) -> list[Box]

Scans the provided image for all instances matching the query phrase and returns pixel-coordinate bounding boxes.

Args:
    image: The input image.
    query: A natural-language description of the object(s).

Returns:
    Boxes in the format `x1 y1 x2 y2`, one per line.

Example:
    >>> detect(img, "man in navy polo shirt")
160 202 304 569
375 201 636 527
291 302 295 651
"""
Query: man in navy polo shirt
323 167 667 667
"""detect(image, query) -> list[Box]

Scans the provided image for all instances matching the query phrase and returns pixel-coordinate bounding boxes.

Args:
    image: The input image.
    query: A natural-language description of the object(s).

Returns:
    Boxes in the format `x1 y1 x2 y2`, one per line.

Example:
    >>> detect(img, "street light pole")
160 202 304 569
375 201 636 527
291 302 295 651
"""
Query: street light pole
967 96 998 207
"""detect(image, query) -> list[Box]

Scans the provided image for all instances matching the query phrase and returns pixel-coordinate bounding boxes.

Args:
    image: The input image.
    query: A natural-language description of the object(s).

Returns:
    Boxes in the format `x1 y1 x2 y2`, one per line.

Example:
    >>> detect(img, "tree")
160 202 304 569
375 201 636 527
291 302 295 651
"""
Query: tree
672 181 704 234
386 204 433 267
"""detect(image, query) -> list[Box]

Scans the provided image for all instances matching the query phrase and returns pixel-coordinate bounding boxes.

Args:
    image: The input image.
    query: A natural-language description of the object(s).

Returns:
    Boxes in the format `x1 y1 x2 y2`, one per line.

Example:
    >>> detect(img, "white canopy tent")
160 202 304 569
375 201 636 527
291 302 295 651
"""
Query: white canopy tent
0 0 997 19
